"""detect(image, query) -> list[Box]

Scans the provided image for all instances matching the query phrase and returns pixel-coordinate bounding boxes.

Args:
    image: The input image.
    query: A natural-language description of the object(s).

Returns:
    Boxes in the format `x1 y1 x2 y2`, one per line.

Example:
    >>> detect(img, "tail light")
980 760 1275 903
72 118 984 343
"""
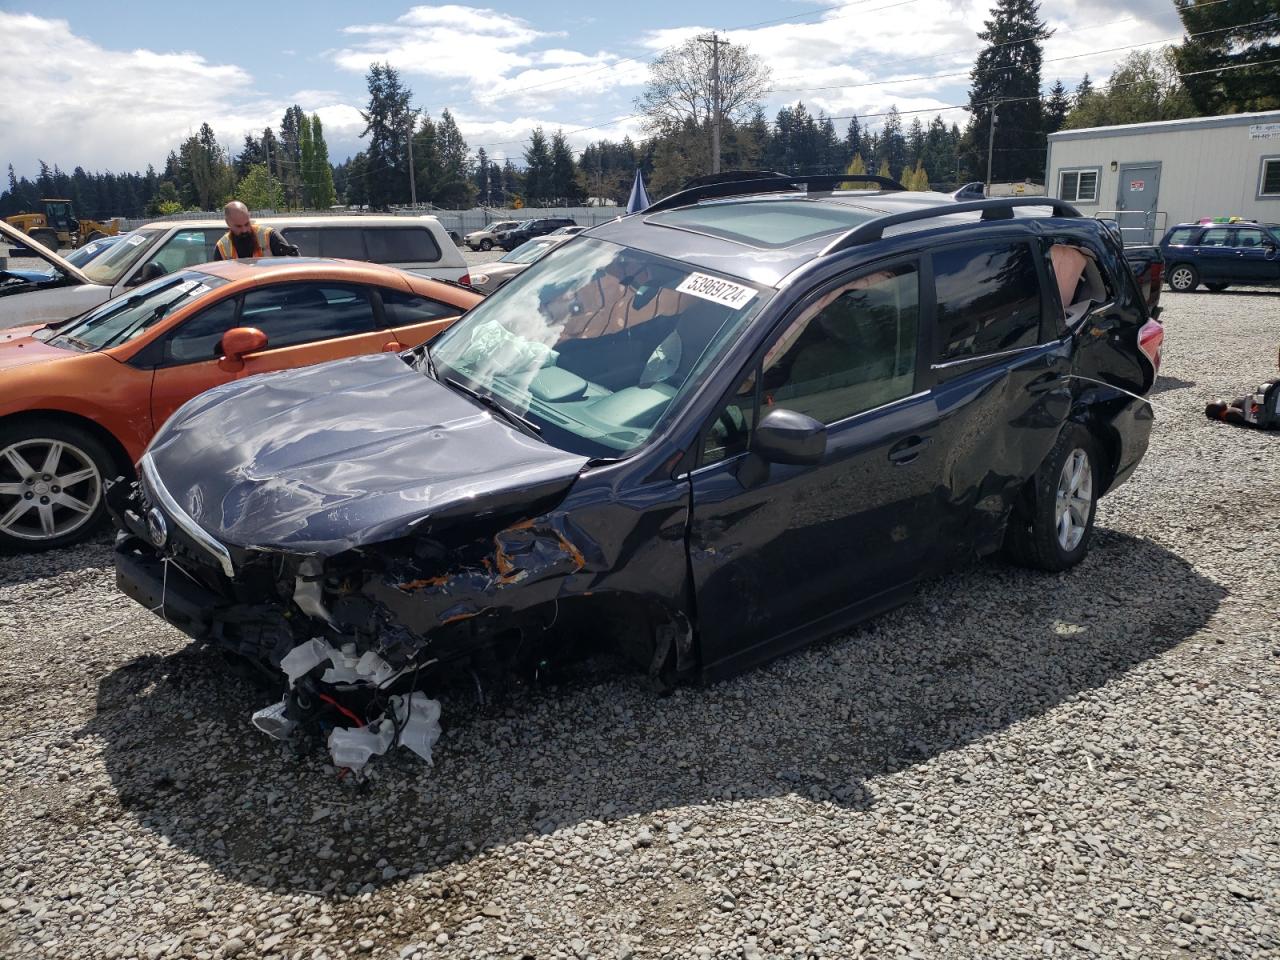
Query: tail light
1138 318 1164 374
459 273 471 286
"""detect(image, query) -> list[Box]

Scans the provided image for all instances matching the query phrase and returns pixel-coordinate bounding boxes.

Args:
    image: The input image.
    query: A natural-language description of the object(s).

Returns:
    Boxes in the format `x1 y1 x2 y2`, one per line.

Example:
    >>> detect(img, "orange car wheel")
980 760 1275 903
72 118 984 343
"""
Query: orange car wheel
0 420 111 552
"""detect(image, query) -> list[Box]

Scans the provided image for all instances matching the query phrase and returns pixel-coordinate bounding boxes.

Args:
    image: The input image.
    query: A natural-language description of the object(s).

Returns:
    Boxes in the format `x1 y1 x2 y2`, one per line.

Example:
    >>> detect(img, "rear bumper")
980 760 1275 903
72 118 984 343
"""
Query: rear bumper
1101 396 1155 494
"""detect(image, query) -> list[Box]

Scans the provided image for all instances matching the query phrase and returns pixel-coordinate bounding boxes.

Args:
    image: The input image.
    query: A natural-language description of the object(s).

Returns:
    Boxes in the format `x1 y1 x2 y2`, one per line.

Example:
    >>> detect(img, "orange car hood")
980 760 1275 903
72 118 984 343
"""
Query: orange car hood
0 325 81 371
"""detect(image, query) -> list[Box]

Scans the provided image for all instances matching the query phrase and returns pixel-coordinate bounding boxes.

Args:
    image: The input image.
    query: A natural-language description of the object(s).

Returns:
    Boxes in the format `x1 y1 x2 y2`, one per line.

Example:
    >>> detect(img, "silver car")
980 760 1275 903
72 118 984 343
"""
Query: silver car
464 220 522 252
466 234 571 294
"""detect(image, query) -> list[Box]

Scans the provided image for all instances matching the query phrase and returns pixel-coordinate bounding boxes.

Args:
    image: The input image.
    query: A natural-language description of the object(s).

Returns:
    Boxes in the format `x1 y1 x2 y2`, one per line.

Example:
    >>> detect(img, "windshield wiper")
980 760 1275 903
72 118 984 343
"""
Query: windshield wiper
445 377 542 438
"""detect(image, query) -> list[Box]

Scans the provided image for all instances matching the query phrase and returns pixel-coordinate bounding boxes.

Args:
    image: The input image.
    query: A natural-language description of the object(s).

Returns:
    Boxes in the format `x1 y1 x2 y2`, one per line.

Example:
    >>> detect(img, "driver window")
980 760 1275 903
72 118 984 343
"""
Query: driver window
762 264 919 425
149 229 223 275
164 296 241 363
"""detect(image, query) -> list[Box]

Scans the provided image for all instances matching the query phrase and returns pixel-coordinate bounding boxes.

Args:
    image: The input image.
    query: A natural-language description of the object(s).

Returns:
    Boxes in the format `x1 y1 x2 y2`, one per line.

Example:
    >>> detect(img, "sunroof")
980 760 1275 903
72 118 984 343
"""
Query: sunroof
649 199 880 248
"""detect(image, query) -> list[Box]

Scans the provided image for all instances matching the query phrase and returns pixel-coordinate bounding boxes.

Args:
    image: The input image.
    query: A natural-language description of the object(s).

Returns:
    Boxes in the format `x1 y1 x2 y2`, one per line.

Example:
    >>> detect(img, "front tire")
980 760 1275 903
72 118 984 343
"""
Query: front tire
0 420 113 552
30 229 59 251
1004 425 1100 572
1167 263 1199 292
479 238 493 251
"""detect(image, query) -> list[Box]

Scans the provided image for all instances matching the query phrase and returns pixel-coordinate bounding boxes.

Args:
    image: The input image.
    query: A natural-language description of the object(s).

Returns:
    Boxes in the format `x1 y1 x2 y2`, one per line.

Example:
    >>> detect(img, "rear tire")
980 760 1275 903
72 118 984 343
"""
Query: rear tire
0 420 114 552
1205 282 1230 292
1167 263 1199 292
84 230 107 244
1003 425 1100 572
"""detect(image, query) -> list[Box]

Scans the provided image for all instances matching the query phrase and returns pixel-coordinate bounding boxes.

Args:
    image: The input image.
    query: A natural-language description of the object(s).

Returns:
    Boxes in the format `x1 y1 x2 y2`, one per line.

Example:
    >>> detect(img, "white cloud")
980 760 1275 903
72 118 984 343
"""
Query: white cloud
0 13 371 176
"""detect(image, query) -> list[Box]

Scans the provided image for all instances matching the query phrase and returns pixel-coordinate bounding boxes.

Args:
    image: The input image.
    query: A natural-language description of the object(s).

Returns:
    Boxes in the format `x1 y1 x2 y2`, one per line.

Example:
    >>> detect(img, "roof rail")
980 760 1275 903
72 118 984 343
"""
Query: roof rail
643 174 907 214
823 196 1082 254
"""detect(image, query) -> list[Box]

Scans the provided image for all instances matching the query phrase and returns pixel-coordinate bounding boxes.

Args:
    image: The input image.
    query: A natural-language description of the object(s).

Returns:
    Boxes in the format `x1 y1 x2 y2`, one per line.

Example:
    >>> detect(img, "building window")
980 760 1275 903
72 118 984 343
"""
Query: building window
1260 158 1280 198
1059 169 1099 203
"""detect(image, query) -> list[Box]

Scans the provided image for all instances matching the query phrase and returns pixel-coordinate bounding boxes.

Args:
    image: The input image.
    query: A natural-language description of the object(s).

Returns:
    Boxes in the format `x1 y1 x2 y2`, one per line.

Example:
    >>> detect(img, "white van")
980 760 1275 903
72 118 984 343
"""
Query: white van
0 215 468 330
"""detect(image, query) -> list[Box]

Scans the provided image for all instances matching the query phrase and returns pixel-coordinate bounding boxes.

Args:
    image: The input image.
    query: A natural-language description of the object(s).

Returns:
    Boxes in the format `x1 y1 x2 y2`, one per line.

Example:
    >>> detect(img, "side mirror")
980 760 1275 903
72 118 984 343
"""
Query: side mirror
752 407 827 466
220 326 268 361
141 261 166 281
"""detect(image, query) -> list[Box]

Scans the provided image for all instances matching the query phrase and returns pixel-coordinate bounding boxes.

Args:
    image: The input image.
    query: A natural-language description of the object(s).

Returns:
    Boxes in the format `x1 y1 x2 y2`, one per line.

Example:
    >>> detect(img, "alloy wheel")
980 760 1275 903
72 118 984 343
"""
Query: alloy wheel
1054 448 1093 552
0 439 102 542
1169 266 1195 291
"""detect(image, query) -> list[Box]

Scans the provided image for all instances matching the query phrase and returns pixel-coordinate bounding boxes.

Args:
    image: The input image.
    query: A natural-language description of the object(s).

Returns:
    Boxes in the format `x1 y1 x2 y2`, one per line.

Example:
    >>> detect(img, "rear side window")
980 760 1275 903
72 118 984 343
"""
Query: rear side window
1233 227 1268 248
932 241 1042 364
366 228 441 264
380 288 459 326
239 282 379 350
1165 227 1196 246
319 228 366 260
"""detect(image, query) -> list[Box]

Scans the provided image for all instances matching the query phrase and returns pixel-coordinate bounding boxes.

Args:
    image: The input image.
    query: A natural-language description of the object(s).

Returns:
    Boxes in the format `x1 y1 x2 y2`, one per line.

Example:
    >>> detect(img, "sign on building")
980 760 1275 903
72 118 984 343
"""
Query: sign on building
1249 123 1280 140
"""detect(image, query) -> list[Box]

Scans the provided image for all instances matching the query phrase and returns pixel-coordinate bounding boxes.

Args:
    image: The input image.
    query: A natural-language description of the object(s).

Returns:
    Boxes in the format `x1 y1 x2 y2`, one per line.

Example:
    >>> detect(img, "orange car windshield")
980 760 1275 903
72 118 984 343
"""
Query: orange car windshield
50 271 227 352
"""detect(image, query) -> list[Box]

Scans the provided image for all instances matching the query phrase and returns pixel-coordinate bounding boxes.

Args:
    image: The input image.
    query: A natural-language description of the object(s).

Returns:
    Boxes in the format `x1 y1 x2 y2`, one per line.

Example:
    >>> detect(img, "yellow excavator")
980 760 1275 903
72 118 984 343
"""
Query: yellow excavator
4 199 123 250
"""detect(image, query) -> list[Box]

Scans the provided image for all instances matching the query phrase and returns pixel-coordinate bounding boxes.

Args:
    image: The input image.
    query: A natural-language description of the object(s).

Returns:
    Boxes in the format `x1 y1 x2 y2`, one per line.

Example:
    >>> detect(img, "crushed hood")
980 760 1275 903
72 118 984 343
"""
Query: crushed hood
145 353 590 555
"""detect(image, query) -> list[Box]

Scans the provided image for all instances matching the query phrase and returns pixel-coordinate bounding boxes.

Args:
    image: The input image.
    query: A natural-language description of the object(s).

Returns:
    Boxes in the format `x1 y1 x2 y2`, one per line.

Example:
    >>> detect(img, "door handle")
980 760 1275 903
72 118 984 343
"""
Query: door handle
888 435 931 464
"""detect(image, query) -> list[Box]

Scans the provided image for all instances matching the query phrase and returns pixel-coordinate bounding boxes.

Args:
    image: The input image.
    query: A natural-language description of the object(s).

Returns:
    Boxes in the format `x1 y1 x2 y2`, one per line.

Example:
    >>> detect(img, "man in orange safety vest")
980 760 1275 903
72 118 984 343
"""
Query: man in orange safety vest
214 201 299 260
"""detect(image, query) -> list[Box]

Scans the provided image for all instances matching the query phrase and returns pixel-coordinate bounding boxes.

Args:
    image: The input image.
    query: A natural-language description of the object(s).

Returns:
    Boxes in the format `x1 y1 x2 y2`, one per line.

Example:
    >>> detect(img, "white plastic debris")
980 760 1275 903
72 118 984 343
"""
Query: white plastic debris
325 693 443 773
280 638 332 687
250 699 296 740
390 692 443 765
280 637 396 689
327 719 395 773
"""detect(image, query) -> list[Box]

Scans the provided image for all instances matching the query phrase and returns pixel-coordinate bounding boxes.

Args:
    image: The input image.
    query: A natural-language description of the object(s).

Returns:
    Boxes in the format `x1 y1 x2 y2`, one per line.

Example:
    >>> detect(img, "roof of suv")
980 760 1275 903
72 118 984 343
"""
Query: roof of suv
588 186 1082 288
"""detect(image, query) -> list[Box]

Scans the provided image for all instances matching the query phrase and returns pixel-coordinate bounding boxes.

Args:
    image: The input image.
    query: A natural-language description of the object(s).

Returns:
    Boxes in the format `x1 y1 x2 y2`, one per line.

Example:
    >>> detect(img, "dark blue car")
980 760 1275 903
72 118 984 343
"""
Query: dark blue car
1159 219 1280 292
110 176 1163 748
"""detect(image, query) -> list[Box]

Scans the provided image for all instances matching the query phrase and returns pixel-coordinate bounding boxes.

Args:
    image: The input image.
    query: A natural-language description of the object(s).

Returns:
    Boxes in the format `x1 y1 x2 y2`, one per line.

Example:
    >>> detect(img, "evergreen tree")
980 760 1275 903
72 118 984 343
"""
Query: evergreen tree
502 159 523 205
963 0 1052 182
1043 79 1071 135
359 63 414 209
843 116 863 167
1174 0 1279 114
523 127 553 204
907 117 926 169
411 113 441 202
434 109 475 207
1074 74 1095 109
309 115 337 209
816 114 841 172
549 129 584 204
877 107 908 181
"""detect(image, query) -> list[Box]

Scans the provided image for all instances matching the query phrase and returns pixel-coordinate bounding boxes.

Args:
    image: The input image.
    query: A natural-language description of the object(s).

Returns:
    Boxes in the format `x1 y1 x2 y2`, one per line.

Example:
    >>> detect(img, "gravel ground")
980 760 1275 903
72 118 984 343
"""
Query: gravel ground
1 287 1277 960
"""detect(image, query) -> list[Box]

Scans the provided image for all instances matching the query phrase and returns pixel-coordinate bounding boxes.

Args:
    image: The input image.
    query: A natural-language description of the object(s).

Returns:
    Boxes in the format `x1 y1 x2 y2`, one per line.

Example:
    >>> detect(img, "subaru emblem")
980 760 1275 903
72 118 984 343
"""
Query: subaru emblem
146 507 168 548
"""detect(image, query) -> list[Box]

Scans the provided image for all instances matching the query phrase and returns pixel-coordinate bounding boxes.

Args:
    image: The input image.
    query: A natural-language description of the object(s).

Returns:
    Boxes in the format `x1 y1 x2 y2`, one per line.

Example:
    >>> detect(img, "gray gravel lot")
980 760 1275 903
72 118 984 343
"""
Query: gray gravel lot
1 286 1278 960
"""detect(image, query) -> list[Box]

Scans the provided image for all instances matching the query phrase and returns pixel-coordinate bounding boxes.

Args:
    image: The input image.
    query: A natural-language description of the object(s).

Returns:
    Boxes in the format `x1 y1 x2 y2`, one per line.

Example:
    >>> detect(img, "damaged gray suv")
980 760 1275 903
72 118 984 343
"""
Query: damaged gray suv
110 175 1163 769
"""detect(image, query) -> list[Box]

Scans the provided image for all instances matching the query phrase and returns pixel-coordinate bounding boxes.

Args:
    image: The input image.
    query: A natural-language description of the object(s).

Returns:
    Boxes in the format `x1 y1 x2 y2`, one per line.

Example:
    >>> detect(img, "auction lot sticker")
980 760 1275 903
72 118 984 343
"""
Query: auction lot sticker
677 272 757 309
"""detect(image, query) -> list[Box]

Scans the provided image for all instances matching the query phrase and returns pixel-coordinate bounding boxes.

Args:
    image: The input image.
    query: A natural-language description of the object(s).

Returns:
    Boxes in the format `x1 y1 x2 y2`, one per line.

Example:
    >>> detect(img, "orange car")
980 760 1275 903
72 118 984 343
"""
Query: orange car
0 258 481 551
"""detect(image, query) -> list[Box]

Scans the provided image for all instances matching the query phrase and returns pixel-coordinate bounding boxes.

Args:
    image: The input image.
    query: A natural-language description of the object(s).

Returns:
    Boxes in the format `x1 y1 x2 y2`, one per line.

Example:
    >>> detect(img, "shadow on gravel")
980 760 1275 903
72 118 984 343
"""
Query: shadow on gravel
0 532 114 586
81 528 1224 898
1150 374 1196 395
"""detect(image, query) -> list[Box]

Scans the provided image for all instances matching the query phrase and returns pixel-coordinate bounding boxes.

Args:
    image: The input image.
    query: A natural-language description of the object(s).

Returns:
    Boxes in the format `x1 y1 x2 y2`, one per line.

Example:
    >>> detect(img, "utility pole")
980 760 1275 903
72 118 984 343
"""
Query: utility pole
406 112 418 208
698 32 729 175
985 99 999 196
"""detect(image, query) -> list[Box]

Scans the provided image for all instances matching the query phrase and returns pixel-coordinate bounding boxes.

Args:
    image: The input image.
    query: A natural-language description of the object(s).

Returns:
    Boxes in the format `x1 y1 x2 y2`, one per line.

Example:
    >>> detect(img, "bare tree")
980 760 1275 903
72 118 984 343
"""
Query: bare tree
636 37 771 133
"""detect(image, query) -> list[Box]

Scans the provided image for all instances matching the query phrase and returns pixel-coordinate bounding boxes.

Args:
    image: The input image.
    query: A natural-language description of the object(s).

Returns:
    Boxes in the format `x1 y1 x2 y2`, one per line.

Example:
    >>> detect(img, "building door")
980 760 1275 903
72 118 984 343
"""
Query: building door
1115 164 1161 244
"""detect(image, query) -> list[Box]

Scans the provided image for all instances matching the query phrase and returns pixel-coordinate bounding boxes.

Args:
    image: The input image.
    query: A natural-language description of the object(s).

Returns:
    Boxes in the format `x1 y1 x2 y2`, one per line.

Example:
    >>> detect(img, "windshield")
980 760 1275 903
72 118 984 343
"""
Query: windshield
500 238 560 264
81 228 164 285
50 271 227 351
431 237 769 458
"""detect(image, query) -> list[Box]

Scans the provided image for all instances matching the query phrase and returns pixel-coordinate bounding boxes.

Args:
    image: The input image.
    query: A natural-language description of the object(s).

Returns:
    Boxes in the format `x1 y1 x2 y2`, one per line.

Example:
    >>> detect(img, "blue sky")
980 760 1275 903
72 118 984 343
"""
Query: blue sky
1 0 1182 178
